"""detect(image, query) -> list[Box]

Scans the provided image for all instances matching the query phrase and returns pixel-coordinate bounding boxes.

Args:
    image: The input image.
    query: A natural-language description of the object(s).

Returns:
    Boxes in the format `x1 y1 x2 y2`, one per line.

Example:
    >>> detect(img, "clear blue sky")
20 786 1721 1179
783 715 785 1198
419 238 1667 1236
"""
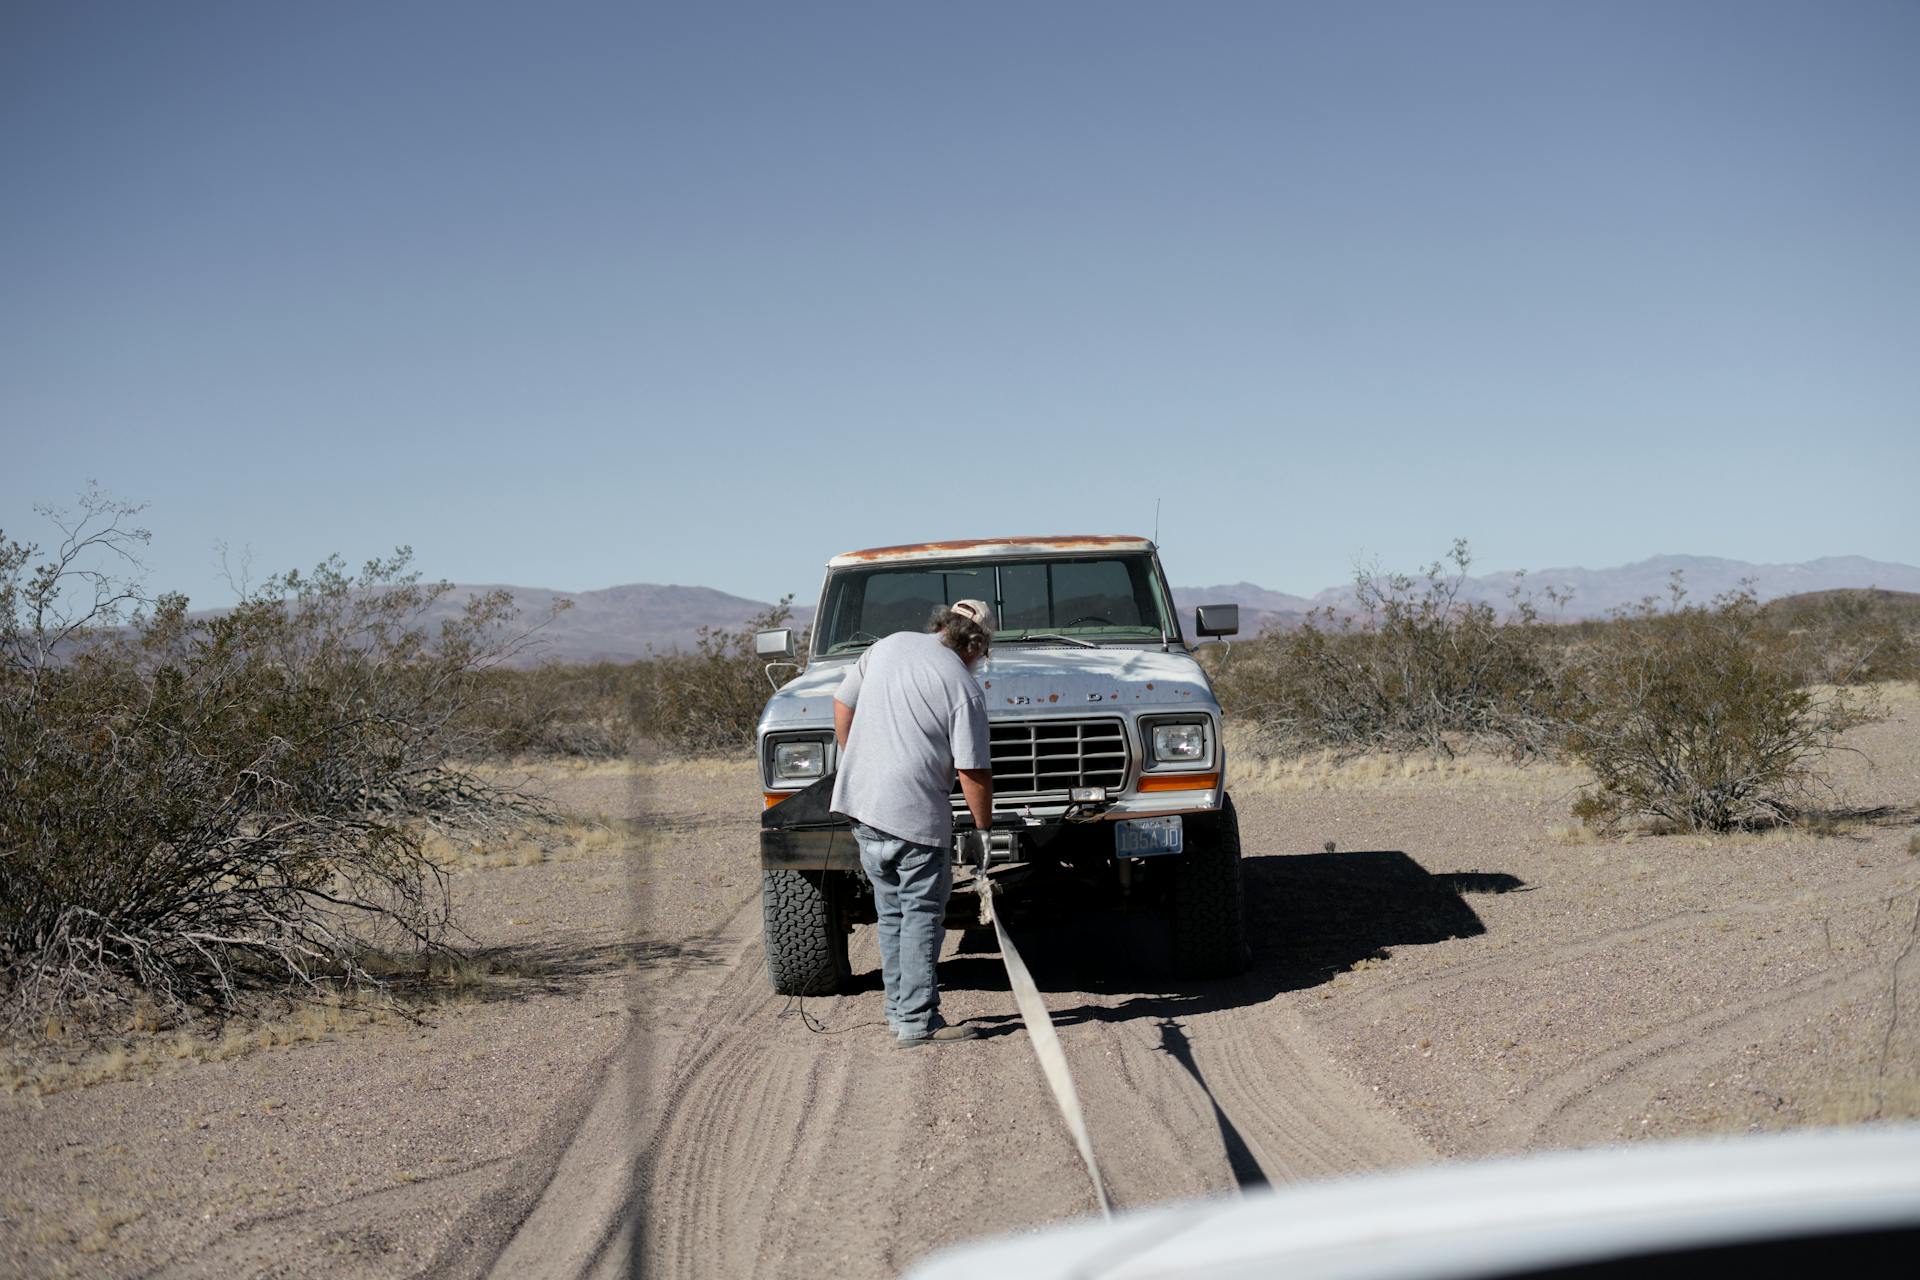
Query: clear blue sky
5 1 1916 607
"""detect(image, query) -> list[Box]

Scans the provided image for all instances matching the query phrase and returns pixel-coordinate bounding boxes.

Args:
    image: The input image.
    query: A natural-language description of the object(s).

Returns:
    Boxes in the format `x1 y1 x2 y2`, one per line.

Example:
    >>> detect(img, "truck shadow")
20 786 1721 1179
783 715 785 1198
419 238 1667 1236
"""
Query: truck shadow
933 849 1525 1028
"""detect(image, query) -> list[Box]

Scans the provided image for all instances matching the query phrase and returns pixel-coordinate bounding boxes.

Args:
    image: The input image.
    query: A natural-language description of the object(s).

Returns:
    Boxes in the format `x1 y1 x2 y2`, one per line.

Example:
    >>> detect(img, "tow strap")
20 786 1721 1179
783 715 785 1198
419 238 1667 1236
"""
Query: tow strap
974 856 1113 1218
766 781 1114 1217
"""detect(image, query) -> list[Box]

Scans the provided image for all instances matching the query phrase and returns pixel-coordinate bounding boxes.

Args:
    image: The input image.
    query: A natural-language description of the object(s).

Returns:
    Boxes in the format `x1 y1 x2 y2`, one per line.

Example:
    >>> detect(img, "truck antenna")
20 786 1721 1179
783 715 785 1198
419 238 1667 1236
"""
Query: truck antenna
1153 497 1161 546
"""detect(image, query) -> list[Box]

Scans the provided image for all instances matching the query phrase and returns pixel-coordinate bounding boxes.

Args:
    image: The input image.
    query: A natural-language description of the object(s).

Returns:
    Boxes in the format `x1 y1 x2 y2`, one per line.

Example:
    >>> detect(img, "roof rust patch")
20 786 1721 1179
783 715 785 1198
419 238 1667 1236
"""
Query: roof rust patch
830 535 1151 565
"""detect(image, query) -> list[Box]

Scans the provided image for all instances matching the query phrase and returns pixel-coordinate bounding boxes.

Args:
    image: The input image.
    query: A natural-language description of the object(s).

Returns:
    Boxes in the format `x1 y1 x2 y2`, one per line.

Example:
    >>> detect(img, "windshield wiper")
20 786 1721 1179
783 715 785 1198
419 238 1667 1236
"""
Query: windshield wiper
1003 632 1098 649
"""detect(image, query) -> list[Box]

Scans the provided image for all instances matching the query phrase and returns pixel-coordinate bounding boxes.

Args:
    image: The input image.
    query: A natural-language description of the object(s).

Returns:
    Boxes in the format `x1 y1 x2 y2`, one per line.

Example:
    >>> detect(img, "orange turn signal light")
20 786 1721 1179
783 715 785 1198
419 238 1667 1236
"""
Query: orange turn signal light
1136 771 1220 793
764 792 787 809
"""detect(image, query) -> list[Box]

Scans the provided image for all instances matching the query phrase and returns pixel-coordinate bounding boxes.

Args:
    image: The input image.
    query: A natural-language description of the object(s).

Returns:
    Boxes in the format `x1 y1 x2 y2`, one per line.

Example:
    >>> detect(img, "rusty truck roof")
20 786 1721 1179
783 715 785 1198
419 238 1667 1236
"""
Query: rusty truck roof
827 535 1154 568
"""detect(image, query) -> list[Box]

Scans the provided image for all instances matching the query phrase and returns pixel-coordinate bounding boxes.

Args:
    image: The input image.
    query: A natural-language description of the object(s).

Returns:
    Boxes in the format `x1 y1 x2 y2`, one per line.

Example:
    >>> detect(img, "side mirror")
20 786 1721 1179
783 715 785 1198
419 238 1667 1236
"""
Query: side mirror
1194 604 1240 638
755 628 796 659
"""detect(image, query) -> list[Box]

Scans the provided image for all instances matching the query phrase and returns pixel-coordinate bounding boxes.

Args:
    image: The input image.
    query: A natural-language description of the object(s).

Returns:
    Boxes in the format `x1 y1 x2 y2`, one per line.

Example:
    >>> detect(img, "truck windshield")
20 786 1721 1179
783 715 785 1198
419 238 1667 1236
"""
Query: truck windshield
816 556 1175 654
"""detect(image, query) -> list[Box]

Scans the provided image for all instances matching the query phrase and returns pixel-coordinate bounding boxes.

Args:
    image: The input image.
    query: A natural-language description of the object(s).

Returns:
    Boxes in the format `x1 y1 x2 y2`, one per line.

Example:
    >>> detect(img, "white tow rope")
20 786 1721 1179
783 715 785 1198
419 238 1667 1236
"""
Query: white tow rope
976 866 1114 1218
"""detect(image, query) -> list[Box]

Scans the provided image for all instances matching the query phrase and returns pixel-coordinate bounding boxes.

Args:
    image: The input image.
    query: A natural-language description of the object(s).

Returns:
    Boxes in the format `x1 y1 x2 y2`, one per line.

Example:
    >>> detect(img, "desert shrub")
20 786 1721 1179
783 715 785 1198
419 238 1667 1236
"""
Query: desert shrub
1760 589 1920 686
1214 541 1564 759
631 597 805 754
1 494 551 1024
1560 589 1877 832
447 598 807 762
464 661 641 759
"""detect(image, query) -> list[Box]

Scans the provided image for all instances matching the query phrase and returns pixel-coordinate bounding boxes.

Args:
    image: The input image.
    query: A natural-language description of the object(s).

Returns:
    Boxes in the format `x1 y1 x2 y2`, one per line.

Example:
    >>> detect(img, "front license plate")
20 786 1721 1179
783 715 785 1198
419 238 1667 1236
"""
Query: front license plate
1115 816 1183 858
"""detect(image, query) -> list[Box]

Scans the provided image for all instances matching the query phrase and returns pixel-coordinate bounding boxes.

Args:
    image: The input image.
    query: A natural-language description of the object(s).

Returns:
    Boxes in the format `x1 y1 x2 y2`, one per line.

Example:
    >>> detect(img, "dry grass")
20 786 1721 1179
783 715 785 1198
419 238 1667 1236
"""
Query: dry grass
474 754 755 786
1 925 593 1098
1866 680 1920 711
1228 736 1584 794
424 830 547 870
29 1196 147 1255
617 755 758 783
514 756 645 777
473 756 649 780
3 793 641 1102
1812 1071 1920 1126
0 745 650 1280
1 994 395 1098
1551 814 1898 850
424 819 620 870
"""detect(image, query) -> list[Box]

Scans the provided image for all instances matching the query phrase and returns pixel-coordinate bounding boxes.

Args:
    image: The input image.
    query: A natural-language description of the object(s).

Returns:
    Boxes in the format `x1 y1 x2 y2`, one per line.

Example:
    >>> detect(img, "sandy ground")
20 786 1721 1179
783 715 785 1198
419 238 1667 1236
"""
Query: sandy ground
4 690 1917 1277
0 767 655 1280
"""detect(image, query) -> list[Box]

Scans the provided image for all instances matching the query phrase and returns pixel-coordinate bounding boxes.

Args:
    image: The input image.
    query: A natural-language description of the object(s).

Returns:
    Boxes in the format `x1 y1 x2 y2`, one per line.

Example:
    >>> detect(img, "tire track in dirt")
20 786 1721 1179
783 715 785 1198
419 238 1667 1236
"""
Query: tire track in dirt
487 773 1432 1279
514 781 1915 1276
1502 958 1887 1146
1181 1000 1431 1180
629 939 990 1278
1015 981 1431 1201
607 914 1430 1279
158 1159 513 1279
1342 858 1917 1025
632 964 880 1276
1302 854 1919 1160
479 881 764 1280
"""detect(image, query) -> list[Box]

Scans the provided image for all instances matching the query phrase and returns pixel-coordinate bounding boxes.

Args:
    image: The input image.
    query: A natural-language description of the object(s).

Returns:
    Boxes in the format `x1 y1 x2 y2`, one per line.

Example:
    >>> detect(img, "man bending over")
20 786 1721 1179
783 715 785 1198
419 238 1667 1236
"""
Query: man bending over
830 599 995 1048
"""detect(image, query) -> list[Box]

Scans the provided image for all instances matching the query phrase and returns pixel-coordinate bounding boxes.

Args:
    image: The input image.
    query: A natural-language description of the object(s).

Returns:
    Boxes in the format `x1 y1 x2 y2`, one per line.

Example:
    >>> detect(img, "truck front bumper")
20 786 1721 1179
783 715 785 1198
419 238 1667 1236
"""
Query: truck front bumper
761 826 862 873
760 808 1228 873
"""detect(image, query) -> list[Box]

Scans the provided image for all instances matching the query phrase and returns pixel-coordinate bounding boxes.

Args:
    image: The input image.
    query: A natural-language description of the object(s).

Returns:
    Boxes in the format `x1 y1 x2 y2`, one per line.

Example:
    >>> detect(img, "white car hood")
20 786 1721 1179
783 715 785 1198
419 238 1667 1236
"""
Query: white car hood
905 1126 1920 1280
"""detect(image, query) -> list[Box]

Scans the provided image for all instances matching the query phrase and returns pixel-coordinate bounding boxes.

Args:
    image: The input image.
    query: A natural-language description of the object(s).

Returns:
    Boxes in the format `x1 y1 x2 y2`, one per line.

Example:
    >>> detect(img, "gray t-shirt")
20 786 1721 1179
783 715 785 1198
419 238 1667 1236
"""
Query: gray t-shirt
829 631 991 848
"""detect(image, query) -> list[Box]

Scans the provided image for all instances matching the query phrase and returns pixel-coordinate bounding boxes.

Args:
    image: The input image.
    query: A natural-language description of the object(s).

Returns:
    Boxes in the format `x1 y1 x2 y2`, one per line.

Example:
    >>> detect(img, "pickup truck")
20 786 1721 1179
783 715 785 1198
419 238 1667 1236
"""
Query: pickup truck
754 536 1247 994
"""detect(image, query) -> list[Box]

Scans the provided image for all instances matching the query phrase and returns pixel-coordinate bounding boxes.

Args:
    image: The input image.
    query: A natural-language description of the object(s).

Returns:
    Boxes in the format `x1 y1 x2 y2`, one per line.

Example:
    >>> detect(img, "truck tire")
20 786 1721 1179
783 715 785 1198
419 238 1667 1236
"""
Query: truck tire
763 869 851 995
1170 796 1251 978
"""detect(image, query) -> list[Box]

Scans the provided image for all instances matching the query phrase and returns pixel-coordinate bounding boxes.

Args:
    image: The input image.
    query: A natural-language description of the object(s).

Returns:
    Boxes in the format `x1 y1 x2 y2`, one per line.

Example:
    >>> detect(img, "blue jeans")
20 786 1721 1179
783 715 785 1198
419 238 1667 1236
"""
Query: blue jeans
852 822 951 1038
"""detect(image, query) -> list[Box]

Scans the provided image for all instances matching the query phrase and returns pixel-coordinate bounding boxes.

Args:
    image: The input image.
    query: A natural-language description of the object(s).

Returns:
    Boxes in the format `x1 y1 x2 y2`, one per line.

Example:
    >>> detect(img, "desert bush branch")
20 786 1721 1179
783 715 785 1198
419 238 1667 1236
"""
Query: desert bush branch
1212 541 1565 760
1211 543 1899 833
1560 588 1877 832
454 595 808 759
1 495 558 1027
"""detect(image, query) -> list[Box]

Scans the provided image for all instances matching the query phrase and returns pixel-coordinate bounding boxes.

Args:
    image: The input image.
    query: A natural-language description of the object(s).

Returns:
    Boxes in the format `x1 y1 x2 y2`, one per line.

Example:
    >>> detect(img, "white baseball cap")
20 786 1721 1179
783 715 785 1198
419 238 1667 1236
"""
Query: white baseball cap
950 599 997 634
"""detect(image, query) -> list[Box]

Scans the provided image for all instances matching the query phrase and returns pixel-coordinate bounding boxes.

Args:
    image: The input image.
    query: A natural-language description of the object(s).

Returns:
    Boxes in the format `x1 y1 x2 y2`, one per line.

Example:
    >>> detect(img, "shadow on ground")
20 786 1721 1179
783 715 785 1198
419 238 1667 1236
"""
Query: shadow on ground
1155 1015 1269 1190
931 849 1526 1031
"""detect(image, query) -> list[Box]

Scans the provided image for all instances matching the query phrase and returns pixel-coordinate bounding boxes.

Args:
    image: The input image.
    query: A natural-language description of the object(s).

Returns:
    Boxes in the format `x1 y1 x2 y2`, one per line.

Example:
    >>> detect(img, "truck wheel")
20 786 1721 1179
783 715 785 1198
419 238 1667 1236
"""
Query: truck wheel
1170 796 1250 978
763 869 851 995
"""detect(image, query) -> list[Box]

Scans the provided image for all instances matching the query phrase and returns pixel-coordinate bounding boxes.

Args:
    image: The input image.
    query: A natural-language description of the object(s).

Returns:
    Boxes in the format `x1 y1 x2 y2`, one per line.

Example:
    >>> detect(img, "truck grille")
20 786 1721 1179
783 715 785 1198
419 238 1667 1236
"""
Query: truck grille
958 718 1130 799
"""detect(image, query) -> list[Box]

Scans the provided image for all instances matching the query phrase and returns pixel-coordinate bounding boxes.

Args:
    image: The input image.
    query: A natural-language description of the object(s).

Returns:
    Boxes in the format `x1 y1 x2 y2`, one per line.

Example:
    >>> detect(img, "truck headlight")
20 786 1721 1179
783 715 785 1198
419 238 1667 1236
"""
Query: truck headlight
1148 721 1209 765
772 739 828 781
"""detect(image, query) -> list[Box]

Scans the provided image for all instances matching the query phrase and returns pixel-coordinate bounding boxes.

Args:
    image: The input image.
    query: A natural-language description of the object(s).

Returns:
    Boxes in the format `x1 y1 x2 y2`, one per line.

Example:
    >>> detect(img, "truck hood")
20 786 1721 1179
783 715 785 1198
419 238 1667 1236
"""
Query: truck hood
758 646 1216 732
974 646 1214 712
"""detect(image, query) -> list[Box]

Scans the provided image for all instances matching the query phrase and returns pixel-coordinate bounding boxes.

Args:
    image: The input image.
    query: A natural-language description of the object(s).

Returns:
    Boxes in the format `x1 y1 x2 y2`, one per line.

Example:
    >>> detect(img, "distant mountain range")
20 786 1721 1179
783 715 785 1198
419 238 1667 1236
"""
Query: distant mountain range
456 555 1920 666
1186 555 1920 636
423 583 819 665
1170 583 1317 637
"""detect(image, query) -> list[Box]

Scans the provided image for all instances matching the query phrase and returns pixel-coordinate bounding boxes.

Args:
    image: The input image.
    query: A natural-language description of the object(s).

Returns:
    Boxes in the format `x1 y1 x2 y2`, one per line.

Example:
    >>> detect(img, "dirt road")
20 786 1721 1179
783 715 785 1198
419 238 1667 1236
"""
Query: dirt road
495 697 1920 1278
492 769 1432 1280
10 698 1909 1278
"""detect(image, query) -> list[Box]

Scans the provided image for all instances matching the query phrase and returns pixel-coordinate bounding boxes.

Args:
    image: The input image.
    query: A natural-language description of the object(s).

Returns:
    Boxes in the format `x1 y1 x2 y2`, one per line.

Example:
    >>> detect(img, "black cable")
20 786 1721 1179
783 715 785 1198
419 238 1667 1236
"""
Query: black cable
778 992 829 1033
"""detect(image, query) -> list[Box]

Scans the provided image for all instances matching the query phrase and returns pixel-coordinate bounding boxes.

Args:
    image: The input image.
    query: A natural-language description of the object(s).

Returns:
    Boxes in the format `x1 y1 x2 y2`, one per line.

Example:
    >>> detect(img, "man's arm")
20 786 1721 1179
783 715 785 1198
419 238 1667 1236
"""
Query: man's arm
833 697 854 749
957 767 993 831
953 691 993 830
